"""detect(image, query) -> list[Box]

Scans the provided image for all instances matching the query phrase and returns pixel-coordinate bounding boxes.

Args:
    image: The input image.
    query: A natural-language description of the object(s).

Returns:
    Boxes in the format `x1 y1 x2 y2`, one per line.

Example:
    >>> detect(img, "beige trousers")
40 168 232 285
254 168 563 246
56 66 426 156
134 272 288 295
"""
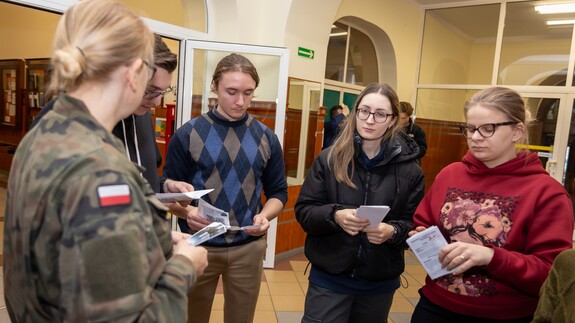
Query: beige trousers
187 237 267 323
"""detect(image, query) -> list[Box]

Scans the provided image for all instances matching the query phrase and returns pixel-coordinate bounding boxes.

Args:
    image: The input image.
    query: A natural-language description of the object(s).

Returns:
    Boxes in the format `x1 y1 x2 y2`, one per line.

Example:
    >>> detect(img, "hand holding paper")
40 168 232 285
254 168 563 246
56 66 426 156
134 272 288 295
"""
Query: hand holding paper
356 205 391 228
155 189 214 203
187 222 227 246
406 226 455 280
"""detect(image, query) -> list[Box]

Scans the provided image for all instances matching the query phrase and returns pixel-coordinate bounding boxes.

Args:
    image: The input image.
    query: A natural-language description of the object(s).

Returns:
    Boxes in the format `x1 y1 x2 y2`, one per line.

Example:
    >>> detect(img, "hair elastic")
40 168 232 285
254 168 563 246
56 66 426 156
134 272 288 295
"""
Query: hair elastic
76 46 86 58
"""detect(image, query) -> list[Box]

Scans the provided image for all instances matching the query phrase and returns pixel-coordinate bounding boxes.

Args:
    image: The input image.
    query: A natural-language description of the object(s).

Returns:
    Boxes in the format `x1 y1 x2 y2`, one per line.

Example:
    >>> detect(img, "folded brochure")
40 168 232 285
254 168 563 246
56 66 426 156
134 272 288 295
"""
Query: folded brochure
155 189 213 203
186 222 264 246
187 222 227 246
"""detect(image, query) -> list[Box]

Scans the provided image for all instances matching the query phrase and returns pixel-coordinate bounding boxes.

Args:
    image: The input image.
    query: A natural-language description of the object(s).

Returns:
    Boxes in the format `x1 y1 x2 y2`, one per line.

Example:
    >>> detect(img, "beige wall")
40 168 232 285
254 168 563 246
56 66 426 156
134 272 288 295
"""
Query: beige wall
120 0 206 32
335 0 423 102
0 2 59 59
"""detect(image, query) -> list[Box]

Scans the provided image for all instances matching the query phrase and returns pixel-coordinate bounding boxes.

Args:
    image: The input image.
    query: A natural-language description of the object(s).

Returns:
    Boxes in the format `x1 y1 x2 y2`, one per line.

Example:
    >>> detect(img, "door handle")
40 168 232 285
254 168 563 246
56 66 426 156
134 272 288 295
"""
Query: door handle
546 159 557 175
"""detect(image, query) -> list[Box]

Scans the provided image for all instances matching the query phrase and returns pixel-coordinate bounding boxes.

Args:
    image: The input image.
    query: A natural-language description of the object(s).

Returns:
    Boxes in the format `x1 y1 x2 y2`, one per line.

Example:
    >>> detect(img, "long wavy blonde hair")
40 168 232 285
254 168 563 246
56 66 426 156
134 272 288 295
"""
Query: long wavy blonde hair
328 83 401 188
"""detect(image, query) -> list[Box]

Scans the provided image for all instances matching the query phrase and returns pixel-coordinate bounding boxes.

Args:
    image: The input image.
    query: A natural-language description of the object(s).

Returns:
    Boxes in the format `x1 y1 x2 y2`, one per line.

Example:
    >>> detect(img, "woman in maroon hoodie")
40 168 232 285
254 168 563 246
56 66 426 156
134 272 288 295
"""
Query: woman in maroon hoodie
410 87 574 322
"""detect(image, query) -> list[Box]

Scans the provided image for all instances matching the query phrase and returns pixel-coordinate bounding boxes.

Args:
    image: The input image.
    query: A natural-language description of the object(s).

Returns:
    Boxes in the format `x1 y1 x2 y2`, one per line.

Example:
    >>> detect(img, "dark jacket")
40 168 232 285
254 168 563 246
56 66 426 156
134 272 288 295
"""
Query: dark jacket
404 119 427 162
295 132 424 281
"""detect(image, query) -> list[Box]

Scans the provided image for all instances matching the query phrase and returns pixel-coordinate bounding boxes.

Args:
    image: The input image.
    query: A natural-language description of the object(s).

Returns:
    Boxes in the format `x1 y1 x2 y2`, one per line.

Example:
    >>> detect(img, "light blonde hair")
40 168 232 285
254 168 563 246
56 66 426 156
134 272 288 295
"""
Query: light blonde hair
465 87 532 150
49 0 154 93
329 83 401 188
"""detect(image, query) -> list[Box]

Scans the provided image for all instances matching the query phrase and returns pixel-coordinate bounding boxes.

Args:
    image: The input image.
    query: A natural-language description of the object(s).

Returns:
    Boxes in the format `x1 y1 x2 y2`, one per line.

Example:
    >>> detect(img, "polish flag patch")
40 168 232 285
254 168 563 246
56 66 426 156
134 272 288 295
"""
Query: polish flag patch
97 184 132 207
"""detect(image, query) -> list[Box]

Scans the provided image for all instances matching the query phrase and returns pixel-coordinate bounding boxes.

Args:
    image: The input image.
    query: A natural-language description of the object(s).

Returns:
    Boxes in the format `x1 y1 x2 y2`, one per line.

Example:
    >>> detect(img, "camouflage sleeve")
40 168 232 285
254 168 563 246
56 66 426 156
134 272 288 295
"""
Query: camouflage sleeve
55 169 196 322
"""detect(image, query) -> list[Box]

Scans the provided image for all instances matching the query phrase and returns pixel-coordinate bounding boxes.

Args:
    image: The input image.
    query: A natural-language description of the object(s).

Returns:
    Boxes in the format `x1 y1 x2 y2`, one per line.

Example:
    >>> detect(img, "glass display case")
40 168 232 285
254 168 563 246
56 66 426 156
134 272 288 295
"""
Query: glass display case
0 59 25 131
25 58 51 129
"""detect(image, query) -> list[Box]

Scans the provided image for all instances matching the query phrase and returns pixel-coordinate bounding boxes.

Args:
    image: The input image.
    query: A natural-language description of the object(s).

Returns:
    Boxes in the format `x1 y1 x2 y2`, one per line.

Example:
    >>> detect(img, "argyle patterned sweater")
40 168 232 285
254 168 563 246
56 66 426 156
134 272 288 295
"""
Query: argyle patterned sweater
164 109 288 247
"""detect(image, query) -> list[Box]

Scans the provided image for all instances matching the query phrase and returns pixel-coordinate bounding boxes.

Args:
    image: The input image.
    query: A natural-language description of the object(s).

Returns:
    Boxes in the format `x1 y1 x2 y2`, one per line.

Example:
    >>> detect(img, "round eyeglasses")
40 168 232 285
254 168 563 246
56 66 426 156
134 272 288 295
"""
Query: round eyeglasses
356 107 394 123
459 121 516 139
144 86 176 99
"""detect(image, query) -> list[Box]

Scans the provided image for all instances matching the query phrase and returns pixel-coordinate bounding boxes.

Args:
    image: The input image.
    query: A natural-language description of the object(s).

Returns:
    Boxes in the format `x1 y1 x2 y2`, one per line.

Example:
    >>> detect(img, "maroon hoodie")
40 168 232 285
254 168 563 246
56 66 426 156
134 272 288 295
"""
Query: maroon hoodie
414 151 574 320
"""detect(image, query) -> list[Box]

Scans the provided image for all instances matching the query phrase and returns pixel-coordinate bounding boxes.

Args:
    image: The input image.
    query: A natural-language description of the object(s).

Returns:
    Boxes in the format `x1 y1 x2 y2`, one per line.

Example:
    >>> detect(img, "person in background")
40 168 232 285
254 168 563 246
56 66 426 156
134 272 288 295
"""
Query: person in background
3 1 208 321
399 101 427 164
163 53 288 323
323 104 347 149
532 248 575 323
295 83 424 322
410 87 574 323
114 33 177 193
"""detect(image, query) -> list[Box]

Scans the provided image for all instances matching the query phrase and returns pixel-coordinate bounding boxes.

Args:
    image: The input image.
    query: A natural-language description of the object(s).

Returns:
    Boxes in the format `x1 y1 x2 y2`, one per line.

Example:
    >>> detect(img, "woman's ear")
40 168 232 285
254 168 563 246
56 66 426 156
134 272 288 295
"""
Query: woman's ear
512 123 525 142
125 59 143 92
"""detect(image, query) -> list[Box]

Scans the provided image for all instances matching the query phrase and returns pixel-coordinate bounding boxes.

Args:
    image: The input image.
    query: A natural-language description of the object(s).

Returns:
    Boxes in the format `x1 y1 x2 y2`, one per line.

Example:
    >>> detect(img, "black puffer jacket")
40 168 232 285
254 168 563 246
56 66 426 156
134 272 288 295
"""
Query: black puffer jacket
295 133 424 281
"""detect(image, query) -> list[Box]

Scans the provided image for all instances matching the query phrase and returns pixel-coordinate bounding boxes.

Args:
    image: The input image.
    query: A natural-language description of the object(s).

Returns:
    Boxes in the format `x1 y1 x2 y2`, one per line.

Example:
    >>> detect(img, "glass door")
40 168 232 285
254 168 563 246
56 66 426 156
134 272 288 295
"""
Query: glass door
559 95 575 222
519 93 571 184
177 40 289 268
520 92 575 240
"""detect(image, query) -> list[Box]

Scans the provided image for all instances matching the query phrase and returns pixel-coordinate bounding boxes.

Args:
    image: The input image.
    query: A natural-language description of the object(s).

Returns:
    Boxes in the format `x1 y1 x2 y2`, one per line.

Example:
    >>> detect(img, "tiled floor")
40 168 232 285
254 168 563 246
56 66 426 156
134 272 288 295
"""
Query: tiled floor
228 250 424 323
0 184 424 322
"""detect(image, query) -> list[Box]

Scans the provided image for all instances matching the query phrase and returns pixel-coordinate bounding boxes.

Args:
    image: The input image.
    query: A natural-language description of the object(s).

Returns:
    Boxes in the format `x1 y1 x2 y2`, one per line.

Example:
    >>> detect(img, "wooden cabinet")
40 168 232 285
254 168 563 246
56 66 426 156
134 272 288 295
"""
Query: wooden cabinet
0 58 50 174
0 59 25 135
25 59 51 130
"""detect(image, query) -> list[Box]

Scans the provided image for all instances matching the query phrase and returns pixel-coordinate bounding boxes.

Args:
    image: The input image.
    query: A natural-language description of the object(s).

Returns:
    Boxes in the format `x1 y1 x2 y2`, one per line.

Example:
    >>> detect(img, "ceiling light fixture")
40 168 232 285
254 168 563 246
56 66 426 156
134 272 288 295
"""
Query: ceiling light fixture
535 3 575 14
329 32 348 37
547 19 575 25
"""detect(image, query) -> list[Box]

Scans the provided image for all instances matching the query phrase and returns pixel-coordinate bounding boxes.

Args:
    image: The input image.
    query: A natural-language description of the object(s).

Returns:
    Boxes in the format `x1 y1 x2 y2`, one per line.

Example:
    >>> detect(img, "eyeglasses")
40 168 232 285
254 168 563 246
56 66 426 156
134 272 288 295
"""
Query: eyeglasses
356 107 394 123
144 86 176 99
459 121 516 139
142 60 157 82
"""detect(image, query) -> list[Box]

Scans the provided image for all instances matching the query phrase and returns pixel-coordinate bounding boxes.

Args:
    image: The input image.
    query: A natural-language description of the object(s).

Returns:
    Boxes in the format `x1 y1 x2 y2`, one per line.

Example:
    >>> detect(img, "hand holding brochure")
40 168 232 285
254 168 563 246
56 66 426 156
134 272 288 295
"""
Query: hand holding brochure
196 200 262 232
356 205 390 228
187 222 227 246
155 189 213 203
406 226 454 280
227 224 264 231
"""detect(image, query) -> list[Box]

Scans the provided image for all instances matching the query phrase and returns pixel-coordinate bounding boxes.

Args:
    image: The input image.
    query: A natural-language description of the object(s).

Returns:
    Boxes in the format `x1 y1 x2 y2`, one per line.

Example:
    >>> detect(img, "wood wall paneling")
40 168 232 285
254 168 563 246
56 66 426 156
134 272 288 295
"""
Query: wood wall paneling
418 118 467 192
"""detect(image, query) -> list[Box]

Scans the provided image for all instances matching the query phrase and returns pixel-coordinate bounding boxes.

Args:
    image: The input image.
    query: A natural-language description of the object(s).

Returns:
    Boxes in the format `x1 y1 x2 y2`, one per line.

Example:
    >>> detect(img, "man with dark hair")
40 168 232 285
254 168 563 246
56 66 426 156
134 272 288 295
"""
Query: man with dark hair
399 101 427 164
323 104 346 149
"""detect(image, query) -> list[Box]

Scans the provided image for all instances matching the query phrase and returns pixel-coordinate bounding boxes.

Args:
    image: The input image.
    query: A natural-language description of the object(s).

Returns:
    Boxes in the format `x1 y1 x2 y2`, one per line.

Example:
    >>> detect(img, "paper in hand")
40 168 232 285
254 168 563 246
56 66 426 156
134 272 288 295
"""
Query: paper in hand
187 222 227 246
356 205 391 228
155 189 214 203
198 199 231 227
406 226 455 280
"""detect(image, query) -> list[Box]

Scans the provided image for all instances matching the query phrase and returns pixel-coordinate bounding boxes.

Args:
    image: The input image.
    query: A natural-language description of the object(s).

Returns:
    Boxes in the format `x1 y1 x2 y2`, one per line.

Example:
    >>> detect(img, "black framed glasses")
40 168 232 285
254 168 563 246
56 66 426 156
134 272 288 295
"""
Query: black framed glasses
459 121 516 139
144 86 176 99
356 107 394 123
142 60 157 82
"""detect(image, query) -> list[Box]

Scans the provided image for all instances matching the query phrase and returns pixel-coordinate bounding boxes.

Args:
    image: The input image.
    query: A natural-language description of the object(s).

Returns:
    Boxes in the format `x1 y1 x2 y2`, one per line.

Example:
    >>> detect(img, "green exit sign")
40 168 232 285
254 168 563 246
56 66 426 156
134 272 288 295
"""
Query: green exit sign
298 47 314 59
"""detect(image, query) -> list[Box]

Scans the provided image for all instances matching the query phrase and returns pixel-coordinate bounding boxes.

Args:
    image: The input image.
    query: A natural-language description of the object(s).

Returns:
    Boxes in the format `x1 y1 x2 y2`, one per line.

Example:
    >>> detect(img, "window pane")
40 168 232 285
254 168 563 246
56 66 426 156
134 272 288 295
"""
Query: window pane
343 92 358 111
498 1 572 86
325 22 348 82
347 27 378 86
416 88 476 122
419 4 500 85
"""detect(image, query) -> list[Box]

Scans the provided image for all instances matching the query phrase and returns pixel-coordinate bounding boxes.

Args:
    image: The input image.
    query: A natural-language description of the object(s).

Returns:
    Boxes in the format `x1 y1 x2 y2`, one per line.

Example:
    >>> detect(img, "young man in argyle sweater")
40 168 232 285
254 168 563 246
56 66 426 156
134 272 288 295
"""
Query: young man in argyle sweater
163 53 288 323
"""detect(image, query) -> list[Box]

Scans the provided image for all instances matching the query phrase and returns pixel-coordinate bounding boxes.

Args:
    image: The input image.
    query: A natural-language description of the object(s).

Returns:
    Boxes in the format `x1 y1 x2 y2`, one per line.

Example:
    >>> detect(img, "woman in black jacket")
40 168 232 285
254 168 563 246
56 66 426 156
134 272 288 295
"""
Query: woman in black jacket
295 83 425 323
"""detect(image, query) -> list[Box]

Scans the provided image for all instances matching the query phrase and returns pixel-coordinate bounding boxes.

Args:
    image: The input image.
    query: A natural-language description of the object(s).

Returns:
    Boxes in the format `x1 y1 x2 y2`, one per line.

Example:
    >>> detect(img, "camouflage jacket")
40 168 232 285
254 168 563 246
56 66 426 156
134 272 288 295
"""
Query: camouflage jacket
3 94 196 322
